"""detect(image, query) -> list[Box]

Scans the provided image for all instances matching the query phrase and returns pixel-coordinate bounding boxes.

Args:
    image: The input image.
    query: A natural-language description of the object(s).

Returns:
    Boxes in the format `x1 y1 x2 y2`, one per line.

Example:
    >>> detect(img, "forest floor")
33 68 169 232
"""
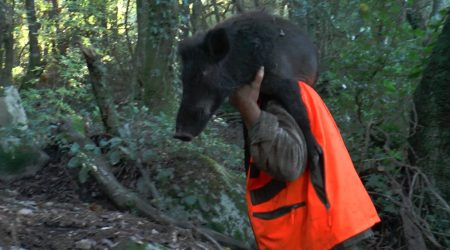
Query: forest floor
0 149 215 250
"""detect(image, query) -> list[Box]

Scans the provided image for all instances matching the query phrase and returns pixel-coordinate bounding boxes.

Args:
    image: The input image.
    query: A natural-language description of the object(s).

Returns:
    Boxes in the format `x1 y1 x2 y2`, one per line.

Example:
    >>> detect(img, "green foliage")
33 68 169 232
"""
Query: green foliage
3 0 449 247
87 103 251 240
21 66 94 145
305 1 450 247
0 130 39 172
0 125 48 180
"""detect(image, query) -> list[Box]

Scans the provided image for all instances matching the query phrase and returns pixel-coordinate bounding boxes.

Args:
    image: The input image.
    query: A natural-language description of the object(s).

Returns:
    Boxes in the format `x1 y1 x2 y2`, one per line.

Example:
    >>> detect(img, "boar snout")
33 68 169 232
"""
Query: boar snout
173 131 194 141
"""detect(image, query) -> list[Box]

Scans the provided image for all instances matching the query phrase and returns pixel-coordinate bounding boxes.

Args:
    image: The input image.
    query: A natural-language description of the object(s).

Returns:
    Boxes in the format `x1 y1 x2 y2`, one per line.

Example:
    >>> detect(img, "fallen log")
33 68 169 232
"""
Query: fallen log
59 120 247 249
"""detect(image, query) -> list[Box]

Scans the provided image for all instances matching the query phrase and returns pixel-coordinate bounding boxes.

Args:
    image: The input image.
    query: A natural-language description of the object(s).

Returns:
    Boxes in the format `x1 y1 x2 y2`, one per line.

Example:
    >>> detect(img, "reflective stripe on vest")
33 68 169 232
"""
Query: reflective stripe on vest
250 179 286 205
245 81 381 250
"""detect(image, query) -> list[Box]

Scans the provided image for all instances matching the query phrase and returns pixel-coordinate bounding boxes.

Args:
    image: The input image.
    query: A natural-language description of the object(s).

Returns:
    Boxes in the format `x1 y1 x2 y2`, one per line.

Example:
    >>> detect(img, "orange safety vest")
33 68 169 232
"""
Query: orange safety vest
245 81 380 250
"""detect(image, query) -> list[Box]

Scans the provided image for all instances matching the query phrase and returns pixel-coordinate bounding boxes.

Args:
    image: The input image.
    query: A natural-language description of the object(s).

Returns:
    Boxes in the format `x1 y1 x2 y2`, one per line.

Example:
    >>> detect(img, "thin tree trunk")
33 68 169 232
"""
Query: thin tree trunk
135 0 178 112
132 0 149 101
211 0 221 24
98 1 109 47
253 0 259 8
406 0 429 29
110 3 119 42
49 0 59 54
0 0 6 86
409 11 450 200
124 0 134 55
0 0 14 86
24 0 42 85
50 0 68 55
81 46 120 136
191 0 207 33
3 32 14 85
430 0 442 18
234 0 244 13
178 0 190 39
288 0 308 31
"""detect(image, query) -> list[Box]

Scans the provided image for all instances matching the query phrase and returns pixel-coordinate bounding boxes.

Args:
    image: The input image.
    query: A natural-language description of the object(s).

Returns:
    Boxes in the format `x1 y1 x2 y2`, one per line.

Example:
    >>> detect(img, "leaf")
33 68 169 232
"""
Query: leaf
108 150 121 165
198 196 210 212
383 80 396 93
108 137 122 147
142 149 155 161
83 143 101 155
118 124 131 138
183 195 197 206
99 139 108 147
78 164 90 183
67 156 80 168
71 115 85 135
119 146 136 160
69 143 80 155
84 143 97 151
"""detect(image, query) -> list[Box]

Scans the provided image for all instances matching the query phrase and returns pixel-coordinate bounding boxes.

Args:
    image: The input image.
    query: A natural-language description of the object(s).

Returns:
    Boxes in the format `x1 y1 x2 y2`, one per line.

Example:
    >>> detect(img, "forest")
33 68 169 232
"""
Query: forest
0 0 449 249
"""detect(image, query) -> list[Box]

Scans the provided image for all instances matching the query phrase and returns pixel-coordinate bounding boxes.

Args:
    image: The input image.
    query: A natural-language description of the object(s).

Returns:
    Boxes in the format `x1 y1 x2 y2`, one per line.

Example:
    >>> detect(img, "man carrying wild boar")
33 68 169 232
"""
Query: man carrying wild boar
174 12 380 249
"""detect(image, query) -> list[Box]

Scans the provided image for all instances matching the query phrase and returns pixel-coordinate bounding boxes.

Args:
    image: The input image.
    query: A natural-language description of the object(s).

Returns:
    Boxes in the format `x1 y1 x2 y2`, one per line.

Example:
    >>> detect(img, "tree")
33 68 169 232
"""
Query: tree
23 0 42 85
190 0 208 33
409 10 450 200
134 0 179 112
0 0 14 86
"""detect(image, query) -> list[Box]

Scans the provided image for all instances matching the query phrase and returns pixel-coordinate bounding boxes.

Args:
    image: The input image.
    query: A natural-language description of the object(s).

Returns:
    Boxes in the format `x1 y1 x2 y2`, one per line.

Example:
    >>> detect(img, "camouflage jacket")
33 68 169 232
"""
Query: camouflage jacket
248 101 308 182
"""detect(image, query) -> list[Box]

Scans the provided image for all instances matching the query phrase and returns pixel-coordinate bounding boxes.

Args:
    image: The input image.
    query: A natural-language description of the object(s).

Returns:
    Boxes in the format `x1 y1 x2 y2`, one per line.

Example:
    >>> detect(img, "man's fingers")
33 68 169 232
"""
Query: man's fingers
252 66 265 88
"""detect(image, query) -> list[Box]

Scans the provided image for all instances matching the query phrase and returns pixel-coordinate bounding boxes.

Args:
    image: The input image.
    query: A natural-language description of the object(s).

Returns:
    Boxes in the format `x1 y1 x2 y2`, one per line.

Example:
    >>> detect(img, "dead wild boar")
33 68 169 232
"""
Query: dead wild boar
174 12 324 201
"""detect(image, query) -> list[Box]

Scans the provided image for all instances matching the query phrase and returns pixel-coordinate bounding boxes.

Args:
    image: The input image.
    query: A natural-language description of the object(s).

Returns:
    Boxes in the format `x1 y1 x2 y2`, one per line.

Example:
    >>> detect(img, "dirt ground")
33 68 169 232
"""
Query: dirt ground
0 156 216 250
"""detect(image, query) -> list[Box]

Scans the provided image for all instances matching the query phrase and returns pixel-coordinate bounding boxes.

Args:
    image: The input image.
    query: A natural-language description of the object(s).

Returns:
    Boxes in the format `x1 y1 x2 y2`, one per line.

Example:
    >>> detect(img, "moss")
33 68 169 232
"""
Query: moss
0 145 46 180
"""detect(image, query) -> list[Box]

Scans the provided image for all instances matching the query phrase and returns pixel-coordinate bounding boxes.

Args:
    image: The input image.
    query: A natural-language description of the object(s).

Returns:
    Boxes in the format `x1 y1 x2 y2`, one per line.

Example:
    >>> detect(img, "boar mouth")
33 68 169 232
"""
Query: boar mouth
173 131 194 142
174 108 216 142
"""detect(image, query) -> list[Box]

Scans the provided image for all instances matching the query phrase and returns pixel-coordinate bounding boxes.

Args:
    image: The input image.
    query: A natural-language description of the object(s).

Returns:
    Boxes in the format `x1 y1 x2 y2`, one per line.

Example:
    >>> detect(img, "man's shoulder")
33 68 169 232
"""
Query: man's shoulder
265 100 291 117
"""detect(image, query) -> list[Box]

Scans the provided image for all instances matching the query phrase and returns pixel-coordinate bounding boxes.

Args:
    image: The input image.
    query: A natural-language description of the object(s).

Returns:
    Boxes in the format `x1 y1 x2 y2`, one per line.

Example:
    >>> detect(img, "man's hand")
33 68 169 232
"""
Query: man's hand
230 67 265 128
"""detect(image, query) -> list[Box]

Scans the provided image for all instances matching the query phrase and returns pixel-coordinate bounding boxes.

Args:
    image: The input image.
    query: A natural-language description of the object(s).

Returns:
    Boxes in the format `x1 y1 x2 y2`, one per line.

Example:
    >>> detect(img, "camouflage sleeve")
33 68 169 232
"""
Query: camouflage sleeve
248 101 308 181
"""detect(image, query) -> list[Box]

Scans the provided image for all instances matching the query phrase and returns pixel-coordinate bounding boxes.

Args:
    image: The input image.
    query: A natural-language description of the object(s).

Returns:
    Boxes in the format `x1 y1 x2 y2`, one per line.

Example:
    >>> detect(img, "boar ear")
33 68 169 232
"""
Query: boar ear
204 28 229 61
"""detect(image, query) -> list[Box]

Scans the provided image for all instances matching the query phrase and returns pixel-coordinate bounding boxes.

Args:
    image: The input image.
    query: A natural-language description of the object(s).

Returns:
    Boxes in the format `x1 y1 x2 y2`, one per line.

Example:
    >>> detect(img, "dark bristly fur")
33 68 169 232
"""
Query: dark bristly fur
175 11 329 206
176 11 318 136
177 10 319 138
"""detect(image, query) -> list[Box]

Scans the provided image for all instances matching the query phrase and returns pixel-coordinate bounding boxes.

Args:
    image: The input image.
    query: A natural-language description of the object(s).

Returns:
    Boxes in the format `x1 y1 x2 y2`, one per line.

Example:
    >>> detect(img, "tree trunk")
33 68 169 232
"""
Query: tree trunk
134 0 178 112
90 0 108 47
191 0 208 33
0 0 14 86
3 31 14 85
48 0 59 54
287 0 309 34
430 0 442 18
178 0 190 40
409 11 450 200
406 0 430 30
58 120 248 249
234 0 244 13
210 0 221 24
24 0 42 85
50 0 68 55
0 0 6 86
81 46 120 136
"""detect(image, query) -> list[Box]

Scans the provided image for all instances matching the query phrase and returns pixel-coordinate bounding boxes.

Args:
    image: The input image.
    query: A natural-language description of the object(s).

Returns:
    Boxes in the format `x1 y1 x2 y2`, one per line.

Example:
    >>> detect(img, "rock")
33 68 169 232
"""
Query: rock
10 247 27 250
45 202 54 207
100 239 115 248
75 239 96 249
0 87 49 182
17 208 33 216
0 86 28 129
0 145 49 182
